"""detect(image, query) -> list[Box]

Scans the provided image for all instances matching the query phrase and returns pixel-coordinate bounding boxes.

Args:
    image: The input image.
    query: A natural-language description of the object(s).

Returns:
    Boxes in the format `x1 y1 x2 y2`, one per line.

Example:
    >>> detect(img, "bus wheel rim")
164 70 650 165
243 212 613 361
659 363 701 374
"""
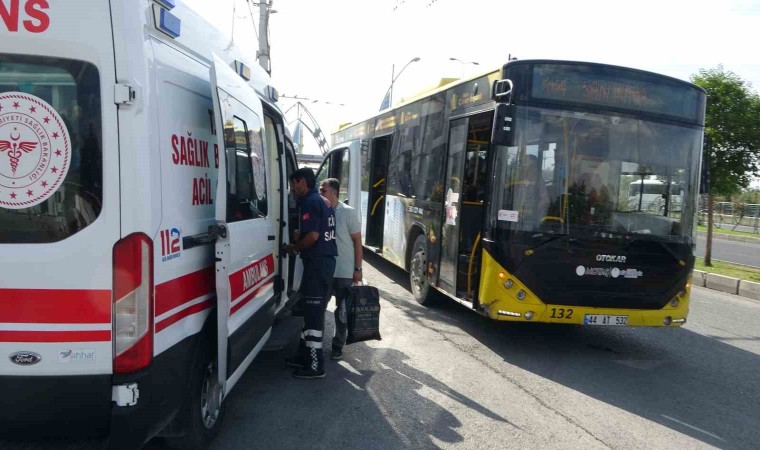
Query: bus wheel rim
411 249 426 296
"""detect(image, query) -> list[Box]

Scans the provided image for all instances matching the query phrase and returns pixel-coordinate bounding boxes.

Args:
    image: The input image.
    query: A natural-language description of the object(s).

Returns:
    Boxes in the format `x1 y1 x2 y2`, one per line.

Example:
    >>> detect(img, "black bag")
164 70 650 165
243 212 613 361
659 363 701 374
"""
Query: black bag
346 284 382 344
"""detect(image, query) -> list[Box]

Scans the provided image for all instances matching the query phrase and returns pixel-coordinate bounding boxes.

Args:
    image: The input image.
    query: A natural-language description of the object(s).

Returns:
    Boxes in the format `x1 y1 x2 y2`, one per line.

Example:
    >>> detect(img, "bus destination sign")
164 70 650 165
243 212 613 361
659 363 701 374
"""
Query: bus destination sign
531 64 701 122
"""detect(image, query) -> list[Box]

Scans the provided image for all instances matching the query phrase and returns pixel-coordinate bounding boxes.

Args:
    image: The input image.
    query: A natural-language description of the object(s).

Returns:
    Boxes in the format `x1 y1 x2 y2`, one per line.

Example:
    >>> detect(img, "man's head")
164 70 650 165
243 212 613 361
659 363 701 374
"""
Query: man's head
289 168 316 198
319 178 340 207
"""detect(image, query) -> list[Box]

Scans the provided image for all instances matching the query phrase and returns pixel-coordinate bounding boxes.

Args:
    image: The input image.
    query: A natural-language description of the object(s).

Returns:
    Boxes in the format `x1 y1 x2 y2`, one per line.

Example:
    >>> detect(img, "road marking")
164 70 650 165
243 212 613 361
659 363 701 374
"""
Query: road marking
661 414 725 442
344 378 364 391
338 360 363 376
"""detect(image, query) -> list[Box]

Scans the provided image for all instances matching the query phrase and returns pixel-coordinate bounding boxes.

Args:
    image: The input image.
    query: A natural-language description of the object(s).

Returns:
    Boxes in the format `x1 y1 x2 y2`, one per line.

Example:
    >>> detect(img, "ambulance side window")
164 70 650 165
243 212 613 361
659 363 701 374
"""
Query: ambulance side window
224 114 267 222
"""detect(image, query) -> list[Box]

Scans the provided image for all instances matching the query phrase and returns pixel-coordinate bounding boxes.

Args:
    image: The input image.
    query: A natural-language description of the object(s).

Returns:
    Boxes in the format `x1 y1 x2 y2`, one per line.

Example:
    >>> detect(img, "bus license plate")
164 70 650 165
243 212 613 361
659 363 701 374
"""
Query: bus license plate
584 314 628 326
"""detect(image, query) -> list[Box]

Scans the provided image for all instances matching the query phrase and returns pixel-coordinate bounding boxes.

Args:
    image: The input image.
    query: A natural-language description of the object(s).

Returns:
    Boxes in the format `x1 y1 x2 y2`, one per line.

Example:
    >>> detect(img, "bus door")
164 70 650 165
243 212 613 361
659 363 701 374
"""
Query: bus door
438 112 493 300
366 134 392 249
211 55 277 396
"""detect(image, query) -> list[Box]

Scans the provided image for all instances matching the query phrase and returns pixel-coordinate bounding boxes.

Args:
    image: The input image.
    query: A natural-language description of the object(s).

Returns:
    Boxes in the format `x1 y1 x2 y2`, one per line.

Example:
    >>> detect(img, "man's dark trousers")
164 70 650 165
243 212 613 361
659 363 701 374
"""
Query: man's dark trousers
298 256 336 372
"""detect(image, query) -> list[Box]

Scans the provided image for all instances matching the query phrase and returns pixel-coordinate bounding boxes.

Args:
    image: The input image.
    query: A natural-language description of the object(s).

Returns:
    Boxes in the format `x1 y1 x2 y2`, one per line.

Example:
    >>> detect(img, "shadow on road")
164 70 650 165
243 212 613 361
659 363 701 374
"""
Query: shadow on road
202 321 513 450
363 252 760 450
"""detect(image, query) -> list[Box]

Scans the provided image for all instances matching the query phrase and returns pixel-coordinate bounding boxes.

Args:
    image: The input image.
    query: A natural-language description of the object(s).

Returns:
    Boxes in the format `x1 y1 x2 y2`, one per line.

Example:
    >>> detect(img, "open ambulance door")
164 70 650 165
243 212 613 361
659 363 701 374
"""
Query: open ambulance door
284 138 304 296
210 54 278 396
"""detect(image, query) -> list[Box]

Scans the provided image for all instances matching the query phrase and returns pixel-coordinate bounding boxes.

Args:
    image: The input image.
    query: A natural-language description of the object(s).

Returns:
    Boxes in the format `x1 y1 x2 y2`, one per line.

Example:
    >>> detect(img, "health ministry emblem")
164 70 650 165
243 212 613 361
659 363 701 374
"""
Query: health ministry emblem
0 92 71 209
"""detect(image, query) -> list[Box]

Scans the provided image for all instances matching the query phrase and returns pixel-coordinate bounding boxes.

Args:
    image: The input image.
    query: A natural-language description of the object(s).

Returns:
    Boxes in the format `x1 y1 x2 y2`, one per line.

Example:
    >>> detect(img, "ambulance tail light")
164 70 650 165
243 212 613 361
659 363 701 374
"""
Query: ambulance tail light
113 233 154 374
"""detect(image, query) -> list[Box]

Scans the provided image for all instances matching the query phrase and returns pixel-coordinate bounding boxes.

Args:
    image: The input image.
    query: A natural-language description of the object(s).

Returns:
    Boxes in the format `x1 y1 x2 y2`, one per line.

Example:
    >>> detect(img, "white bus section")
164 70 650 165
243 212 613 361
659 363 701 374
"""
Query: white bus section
1 1 302 448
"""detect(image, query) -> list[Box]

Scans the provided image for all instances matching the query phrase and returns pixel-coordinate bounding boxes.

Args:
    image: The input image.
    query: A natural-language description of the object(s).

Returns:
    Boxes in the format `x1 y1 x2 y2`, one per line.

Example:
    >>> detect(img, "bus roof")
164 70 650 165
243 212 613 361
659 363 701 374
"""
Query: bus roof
503 59 707 95
334 67 500 134
334 59 706 137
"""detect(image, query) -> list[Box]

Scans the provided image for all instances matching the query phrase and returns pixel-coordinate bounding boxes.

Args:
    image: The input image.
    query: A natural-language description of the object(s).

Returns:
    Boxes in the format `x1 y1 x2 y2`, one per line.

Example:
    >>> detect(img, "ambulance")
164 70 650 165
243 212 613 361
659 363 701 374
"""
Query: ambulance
0 1 303 448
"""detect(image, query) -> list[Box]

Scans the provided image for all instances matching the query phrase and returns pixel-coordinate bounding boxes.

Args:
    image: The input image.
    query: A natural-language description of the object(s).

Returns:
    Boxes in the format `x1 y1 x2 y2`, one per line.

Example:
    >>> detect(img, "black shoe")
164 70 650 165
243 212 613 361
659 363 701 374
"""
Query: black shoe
285 356 305 368
292 367 325 379
331 348 343 360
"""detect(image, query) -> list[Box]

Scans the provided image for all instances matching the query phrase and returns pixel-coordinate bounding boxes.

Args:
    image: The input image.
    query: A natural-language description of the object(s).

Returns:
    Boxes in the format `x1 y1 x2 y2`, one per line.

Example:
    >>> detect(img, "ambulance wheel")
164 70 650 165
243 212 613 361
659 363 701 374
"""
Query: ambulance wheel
167 338 225 450
410 234 437 306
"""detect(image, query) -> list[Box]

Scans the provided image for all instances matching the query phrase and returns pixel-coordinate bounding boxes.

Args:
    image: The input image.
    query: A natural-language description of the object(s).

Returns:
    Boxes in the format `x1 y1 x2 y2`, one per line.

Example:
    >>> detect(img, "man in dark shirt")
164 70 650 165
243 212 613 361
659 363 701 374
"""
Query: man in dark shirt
284 168 337 379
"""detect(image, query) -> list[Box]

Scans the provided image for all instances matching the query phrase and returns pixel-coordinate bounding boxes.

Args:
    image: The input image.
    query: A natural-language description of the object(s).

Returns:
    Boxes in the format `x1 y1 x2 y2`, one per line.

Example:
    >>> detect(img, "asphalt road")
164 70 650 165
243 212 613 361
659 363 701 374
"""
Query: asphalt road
5 253 760 449
696 234 760 267
163 253 759 450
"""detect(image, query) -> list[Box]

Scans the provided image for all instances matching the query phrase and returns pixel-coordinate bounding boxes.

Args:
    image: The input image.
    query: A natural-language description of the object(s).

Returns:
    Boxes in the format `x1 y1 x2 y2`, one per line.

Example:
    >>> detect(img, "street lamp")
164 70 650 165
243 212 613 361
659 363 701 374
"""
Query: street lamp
449 57 479 77
380 57 421 110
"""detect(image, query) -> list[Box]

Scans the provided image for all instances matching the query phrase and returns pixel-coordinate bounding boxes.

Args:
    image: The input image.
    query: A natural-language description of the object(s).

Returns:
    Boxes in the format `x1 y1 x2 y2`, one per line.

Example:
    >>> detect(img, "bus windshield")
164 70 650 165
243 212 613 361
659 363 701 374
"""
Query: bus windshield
488 106 702 243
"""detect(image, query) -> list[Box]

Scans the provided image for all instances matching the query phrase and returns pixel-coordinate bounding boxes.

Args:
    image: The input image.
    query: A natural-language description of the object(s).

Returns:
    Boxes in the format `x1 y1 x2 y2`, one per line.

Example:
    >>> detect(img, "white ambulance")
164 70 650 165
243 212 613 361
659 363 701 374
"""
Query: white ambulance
0 1 303 448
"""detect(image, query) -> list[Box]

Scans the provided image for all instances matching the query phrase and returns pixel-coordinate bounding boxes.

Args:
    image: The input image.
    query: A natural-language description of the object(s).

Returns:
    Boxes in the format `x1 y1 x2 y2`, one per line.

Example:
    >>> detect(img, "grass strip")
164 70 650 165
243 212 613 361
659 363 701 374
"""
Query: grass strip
695 257 760 283
697 225 760 239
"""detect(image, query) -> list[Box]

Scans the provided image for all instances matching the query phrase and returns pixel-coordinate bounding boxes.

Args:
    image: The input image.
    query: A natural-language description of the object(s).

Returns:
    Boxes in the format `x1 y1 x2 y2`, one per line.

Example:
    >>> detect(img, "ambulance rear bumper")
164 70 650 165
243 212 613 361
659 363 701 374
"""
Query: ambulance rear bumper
0 374 112 438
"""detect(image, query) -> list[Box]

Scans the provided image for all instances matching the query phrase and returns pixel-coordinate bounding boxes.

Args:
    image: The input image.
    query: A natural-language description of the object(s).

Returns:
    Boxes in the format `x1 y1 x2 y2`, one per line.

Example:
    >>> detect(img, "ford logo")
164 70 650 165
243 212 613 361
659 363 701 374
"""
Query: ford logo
9 351 42 366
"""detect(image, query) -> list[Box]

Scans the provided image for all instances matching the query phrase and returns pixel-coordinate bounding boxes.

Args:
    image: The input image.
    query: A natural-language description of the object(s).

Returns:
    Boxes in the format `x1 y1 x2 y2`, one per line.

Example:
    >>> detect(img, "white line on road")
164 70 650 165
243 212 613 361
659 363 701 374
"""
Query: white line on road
661 414 725 442
338 360 363 376
344 378 365 391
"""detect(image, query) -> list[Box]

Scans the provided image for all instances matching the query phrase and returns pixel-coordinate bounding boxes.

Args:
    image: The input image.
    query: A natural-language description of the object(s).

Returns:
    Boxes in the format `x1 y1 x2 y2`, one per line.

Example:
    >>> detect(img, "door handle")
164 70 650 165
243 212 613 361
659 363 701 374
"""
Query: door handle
268 235 276 241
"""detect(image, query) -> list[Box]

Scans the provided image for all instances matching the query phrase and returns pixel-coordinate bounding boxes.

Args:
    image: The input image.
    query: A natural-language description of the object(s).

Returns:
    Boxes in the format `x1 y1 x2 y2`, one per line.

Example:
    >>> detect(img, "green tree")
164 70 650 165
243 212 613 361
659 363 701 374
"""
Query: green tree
691 66 760 266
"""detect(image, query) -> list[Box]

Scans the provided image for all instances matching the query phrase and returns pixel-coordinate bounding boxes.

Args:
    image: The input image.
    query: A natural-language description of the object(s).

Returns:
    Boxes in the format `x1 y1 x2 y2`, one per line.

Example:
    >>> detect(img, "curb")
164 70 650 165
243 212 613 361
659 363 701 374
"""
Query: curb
692 269 760 302
697 230 760 244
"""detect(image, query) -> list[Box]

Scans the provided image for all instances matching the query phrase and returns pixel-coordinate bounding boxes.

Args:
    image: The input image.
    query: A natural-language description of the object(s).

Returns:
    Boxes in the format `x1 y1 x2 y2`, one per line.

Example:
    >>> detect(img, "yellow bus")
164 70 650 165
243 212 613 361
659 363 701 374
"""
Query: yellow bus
320 60 705 327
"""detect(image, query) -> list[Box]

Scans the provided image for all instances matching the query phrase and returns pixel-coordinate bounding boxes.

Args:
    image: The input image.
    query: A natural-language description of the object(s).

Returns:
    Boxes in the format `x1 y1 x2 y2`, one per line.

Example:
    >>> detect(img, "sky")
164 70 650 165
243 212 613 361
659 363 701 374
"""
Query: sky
184 0 760 155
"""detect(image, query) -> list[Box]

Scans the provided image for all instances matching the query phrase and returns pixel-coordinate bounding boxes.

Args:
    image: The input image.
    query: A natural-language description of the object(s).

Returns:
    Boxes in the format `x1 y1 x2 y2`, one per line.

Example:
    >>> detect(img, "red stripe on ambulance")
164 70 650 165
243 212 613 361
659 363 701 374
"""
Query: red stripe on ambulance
230 278 274 316
155 299 214 333
155 267 215 316
0 330 111 343
0 289 111 324
228 254 275 301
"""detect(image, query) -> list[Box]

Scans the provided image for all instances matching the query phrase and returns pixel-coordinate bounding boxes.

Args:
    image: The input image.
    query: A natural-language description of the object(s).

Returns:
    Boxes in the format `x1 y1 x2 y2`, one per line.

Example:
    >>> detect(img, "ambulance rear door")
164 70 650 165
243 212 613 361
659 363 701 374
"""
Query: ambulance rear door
210 54 277 394
0 0 120 433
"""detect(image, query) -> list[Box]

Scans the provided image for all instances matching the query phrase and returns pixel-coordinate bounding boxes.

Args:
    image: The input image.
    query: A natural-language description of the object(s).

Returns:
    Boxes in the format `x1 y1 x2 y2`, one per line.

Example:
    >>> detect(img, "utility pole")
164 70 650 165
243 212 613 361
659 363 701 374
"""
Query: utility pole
257 0 272 74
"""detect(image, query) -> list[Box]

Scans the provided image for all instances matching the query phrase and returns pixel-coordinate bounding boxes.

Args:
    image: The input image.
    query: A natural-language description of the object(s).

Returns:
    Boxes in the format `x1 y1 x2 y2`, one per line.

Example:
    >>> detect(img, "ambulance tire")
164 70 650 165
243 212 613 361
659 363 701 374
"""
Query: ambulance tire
410 234 438 306
166 335 225 450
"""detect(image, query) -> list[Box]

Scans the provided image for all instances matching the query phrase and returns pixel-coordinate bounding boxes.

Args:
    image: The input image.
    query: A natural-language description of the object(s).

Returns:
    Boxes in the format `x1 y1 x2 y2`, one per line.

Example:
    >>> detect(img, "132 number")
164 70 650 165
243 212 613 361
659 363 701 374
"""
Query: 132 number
550 308 573 319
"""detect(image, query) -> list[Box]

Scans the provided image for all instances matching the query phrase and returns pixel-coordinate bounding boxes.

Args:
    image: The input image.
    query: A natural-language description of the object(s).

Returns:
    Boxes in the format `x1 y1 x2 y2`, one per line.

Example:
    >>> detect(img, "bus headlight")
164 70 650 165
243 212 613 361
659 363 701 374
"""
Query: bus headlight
670 298 679 307
663 316 673 326
504 279 513 289
525 311 534 320
516 290 526 300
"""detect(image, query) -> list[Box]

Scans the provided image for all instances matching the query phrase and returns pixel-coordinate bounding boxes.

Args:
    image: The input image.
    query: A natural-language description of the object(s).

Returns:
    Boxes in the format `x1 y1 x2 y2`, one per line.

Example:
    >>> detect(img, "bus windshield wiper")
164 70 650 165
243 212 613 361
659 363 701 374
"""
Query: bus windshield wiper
528 233 569 252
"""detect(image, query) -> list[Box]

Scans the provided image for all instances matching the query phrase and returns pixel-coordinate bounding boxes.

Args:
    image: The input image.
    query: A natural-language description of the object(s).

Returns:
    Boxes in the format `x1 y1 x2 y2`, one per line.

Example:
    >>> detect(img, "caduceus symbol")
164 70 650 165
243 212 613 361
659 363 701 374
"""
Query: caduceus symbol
0 128 38 175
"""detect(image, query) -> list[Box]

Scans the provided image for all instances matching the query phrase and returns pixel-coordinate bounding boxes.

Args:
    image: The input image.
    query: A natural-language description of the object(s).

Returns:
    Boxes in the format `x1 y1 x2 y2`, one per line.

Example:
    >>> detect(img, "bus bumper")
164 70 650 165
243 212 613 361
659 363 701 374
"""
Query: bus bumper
482 301 690 326
478 251 690 327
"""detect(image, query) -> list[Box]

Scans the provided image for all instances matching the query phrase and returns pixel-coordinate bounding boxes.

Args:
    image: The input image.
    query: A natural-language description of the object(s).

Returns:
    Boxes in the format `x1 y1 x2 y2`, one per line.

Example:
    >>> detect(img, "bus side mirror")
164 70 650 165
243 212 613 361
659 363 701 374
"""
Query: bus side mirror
491 79 513 102
492 103 516 146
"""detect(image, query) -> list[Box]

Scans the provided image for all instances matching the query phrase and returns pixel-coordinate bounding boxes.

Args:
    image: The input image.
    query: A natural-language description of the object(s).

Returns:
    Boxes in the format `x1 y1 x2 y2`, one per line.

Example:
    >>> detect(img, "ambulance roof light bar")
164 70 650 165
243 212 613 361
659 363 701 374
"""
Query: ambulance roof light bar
154 0 175 9
152 3 181 39
232 61 278 102
234 61 252 81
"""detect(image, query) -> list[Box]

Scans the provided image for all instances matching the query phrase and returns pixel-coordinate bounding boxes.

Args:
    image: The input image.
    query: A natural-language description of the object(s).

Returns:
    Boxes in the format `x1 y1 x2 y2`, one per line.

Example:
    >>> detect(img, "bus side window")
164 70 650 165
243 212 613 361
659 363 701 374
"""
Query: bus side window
338 150 350 203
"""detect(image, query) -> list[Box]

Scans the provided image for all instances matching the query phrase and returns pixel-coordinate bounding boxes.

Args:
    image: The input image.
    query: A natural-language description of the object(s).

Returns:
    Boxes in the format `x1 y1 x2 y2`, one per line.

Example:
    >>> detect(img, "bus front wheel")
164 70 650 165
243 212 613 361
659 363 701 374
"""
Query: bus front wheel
410 234 437 306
